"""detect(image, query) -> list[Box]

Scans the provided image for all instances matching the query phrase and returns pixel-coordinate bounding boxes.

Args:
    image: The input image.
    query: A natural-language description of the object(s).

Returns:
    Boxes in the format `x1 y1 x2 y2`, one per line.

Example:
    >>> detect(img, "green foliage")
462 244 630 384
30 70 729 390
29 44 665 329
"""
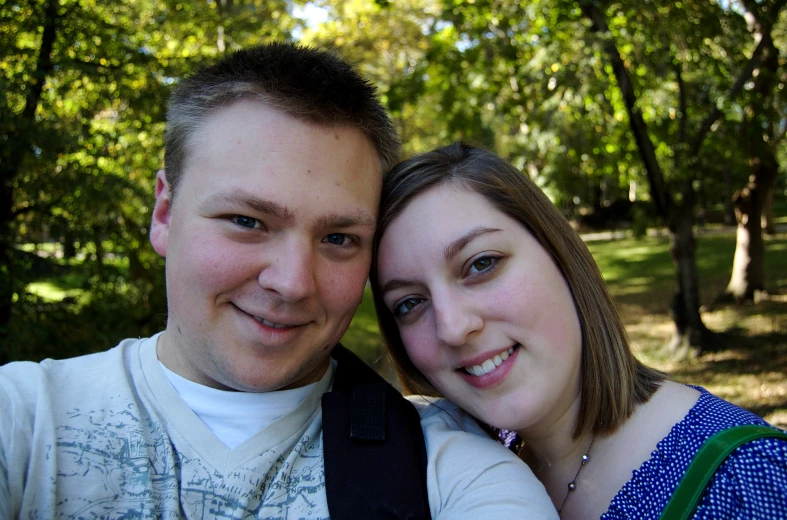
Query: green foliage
342 285 385 366
3 0 786 361
2 0 302 360
4 262 167 362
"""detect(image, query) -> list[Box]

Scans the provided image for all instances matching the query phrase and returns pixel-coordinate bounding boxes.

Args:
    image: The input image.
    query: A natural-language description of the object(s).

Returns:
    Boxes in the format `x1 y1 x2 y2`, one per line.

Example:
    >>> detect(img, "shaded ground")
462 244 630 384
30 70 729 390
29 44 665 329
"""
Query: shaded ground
590 230 787 429
623 298 787 428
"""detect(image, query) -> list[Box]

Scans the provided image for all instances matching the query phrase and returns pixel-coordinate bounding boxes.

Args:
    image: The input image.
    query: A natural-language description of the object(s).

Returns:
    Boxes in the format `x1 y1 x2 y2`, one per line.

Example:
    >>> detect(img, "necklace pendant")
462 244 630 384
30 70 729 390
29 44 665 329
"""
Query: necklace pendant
558 435 596 514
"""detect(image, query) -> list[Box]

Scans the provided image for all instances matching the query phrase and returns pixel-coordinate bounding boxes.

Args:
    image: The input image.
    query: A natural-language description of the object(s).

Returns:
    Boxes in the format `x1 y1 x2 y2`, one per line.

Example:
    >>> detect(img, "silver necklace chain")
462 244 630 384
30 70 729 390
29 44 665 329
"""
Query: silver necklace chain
558 435 595 515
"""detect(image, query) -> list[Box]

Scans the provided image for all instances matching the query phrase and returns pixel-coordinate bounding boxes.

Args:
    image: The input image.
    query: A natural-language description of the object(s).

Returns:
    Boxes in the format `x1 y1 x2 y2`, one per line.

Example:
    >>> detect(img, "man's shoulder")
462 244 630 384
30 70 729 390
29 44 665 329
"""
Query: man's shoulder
407 395 514 467
407 395 559 519
407 395 487 435
0 336 150 399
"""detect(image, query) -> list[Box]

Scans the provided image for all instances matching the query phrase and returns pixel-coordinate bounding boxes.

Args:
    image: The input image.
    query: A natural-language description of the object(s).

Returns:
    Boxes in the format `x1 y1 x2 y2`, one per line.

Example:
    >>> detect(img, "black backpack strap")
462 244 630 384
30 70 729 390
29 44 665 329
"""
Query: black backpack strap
322 345 431 520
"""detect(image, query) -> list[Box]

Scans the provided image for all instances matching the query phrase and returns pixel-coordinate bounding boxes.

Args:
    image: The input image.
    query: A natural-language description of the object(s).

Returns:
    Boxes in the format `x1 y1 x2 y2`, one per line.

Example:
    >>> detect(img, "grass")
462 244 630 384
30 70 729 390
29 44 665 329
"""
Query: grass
26 272 89 302
591 231 787 428
343 229 787 428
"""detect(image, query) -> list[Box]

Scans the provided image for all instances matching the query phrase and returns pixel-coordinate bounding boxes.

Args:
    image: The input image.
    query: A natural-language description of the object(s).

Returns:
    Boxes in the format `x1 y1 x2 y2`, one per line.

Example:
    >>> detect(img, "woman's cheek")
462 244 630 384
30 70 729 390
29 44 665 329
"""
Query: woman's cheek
401 328 441 374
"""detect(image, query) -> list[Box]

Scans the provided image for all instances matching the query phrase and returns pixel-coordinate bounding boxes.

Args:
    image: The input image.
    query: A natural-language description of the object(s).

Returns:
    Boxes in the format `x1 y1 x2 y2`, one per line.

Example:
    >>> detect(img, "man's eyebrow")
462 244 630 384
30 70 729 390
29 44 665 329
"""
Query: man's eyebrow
444 226 502 263
213 190 295 222
316 211 376 230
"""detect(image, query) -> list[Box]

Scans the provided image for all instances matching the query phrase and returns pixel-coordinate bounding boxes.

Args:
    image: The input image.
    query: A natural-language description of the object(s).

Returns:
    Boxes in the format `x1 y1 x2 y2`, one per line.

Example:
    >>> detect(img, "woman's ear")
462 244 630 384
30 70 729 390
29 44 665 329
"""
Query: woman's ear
150 170 171 257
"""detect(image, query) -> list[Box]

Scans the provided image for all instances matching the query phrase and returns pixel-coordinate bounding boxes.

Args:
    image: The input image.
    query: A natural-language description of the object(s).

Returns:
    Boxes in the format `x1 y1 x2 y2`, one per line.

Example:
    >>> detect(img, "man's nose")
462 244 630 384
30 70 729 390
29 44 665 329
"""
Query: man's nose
258 237 317 302
433 291 483 347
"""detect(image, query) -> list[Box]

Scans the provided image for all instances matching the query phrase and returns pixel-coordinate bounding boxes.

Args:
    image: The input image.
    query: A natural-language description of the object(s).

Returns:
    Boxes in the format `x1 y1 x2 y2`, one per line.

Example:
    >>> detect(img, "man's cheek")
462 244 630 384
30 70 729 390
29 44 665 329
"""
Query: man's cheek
326 263 369 306
189 244 252 286
327 313 356 348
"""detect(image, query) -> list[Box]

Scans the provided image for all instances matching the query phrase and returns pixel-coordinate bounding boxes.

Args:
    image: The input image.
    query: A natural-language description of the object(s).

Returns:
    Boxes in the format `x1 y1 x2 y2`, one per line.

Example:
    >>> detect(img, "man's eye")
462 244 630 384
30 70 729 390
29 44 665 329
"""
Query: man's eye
468 256 497 275
230 215 261 229
393 297 424 317
323 233 352 246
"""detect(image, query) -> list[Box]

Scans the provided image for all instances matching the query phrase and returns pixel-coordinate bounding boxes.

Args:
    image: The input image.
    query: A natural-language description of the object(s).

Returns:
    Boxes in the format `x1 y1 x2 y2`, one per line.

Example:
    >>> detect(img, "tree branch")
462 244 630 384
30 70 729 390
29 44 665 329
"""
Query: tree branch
674 57 688 148
771 124 787 148
580 1 673 218
22 0 59 122
689 36 767 157
690 0 787 157
12 204 37 218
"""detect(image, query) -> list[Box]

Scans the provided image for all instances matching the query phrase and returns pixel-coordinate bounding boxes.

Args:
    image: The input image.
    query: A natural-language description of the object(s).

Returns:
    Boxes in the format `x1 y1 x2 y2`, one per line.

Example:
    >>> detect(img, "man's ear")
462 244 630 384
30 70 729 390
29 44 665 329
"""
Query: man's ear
150 170 172 257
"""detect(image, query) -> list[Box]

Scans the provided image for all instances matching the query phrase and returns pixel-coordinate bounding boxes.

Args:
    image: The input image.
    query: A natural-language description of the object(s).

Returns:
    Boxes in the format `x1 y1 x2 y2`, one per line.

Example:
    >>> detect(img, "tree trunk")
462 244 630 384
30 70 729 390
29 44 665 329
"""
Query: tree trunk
580 2 713 350
723 8 782 302
761 185 775 235
725 150 777 301
0 0 59 364
723 167 737 226
667 196 709 353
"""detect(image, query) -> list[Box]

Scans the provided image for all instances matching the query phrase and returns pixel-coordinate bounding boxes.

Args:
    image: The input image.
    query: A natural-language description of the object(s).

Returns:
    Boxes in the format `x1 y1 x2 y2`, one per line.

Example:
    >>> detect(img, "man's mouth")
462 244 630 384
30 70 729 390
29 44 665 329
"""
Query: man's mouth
233 303 303 329
463 344 519 376
251 315 297 329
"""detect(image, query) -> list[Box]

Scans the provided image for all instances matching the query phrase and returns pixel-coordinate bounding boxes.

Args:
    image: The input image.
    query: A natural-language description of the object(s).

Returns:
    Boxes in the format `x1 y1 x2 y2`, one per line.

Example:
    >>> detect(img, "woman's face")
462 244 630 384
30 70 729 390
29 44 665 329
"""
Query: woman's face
377 184 583 434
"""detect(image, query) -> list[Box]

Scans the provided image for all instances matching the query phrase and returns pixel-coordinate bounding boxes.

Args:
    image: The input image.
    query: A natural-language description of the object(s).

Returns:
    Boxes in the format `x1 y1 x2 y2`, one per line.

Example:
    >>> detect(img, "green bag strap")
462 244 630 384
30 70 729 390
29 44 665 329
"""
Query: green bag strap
659 424 787 520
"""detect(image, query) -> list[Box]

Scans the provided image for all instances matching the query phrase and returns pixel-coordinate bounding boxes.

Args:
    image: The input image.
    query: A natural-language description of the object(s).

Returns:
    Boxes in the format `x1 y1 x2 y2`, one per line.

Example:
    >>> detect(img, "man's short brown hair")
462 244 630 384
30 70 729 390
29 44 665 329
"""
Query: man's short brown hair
165 43 400 198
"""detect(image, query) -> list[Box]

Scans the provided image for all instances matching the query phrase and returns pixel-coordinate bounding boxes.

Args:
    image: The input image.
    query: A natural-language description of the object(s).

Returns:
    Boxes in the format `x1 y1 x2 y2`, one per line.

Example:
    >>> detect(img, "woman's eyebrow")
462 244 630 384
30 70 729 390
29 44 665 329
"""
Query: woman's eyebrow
380 278 413 297
443 226 502 263
380 226 502 297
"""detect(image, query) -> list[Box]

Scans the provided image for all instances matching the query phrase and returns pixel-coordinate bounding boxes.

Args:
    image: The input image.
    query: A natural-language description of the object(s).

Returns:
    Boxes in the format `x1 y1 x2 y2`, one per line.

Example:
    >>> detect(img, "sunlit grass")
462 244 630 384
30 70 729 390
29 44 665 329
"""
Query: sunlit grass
26 282 81 302
25 272 89 303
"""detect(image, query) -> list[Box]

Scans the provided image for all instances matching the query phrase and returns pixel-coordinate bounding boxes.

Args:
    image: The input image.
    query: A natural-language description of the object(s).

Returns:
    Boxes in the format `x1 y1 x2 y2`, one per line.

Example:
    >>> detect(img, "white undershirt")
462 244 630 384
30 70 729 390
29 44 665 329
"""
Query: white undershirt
159 362 318 449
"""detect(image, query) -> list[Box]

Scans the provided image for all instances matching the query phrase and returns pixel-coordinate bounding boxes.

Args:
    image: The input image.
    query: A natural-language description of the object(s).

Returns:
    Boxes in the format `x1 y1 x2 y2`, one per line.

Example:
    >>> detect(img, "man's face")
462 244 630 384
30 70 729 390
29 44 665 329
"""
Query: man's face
150 99 381 392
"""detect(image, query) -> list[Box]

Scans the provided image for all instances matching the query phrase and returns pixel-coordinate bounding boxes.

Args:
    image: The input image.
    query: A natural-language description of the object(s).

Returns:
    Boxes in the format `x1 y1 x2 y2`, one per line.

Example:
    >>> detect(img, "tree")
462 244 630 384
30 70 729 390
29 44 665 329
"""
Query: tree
724 0 786 302
372 0 783 350
576 0 774 350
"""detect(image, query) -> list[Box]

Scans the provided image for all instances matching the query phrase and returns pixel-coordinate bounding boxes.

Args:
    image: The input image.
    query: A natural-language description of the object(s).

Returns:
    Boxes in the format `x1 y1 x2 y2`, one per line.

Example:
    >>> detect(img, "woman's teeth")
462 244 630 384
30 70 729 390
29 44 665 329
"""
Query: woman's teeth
464 346 516 376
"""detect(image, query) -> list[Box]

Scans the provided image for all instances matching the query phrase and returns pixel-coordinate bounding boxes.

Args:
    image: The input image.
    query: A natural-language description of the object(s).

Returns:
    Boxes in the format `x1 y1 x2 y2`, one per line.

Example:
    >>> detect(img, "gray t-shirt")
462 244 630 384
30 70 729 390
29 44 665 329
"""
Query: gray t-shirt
0 335 557 519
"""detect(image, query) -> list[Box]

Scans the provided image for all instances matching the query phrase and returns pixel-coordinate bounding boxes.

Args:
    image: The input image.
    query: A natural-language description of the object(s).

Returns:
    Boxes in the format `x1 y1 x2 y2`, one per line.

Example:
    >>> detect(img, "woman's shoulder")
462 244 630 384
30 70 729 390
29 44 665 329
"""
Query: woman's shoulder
602 384 786 519
697 395 787 517
689 386 770 425
642 384 781 474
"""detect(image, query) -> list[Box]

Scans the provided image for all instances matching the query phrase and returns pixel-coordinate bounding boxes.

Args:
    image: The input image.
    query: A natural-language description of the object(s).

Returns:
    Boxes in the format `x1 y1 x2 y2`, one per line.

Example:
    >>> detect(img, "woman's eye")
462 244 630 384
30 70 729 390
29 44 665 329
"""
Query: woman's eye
230 215 262 229
393 297 424 317
323 233 352 246
468 256 497 275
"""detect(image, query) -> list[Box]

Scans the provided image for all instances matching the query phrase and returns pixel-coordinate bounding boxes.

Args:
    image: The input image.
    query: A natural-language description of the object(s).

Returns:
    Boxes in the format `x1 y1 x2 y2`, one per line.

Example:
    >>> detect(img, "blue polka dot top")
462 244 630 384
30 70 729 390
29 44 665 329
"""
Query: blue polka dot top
601 386 787 519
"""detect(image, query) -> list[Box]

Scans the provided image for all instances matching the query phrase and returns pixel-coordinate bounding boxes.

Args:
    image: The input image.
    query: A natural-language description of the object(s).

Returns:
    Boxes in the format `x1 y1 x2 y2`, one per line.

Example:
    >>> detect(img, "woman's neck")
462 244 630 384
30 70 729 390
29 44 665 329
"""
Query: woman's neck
516 395 595 512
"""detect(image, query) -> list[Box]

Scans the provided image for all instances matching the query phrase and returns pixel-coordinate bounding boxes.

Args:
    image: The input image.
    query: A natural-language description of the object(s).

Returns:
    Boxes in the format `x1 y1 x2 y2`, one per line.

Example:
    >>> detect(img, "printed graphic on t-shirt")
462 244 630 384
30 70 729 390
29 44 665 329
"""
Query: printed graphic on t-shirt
49 405 329 519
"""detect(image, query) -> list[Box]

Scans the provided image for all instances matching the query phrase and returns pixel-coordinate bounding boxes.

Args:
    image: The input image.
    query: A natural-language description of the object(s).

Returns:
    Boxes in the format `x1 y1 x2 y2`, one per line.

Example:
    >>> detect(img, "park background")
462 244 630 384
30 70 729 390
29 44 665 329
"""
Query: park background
2 0 786 427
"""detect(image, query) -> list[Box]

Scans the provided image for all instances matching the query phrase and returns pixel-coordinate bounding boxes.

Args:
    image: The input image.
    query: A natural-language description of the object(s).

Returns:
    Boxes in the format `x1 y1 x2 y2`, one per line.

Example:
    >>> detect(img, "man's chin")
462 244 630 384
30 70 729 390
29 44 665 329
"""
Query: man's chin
219 352 333 393
277 353 333 391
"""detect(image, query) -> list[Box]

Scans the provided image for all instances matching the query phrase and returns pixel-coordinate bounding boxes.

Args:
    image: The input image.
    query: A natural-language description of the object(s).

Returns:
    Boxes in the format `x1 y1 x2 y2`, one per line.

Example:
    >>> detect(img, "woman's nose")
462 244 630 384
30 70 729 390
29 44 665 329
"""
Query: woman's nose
433 292 483 347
